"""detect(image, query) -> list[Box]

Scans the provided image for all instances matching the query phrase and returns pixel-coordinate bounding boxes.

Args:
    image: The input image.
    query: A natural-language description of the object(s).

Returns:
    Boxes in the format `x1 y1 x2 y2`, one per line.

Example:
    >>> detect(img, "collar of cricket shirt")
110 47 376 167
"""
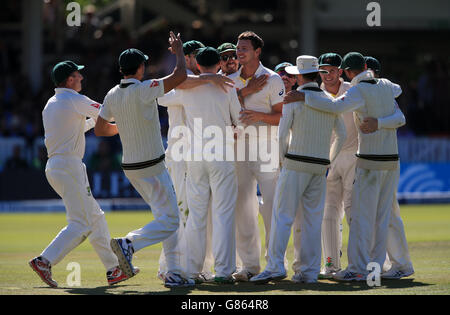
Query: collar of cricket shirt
120 78 141 85
238 62 264 84
54 88 79 95
350 70 374 86
298 81 320 91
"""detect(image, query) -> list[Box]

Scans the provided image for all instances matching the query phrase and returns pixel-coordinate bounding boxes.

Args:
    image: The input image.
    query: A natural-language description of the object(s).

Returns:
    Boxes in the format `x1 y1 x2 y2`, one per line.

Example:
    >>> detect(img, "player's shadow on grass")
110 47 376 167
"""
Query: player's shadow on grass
63 285 195 295
187 278 431 294
63 284 130 295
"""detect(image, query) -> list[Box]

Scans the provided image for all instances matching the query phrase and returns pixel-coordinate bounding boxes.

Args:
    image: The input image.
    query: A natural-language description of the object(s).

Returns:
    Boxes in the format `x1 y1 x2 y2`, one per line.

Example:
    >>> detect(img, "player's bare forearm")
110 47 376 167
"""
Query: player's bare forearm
284 90 305 104
240 74 268 98
177 74 234 92
94 117 119 137
176 75 207 89
240 110 282 125
163 32 187 93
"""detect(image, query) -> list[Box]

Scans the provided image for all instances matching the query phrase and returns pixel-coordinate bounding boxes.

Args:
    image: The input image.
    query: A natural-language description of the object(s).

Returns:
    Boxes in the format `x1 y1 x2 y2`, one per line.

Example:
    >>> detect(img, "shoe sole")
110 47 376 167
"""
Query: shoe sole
381 271 414 280
110 239 134 278
232 275 249 282
29 260 58 288
108 269 140 286
272 274 287 281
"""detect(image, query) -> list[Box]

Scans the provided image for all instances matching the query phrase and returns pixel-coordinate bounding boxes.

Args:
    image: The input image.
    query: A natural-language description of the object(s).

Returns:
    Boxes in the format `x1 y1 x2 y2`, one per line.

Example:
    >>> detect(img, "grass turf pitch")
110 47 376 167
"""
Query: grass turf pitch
0 204 449 295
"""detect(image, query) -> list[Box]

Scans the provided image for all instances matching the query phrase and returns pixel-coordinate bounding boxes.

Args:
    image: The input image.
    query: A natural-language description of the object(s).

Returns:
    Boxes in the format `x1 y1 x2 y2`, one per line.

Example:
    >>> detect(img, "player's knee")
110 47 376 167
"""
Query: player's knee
66 221 91 238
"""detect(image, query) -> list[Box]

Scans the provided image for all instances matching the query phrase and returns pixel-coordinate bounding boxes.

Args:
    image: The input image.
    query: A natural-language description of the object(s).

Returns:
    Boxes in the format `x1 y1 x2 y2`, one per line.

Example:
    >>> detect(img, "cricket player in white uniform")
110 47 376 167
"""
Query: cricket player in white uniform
273 61 304 274
251 55 346 284
365 56 414 279
94 32 194 288
157 40 235 283
292 52 404 281
159 47 242 283
316 53 354 277
29 61 137 288
228 31 285 282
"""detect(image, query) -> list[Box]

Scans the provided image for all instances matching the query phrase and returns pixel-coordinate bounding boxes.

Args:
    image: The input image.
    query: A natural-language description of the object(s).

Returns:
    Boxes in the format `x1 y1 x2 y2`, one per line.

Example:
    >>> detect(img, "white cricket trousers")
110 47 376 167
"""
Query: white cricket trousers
41 156 118 270
346 167 400 275
184 160 237 278
235 137 279 274
266 168 326 280
321 150 357 271
384 193 414 271
158 159 215 275
124 166 182 275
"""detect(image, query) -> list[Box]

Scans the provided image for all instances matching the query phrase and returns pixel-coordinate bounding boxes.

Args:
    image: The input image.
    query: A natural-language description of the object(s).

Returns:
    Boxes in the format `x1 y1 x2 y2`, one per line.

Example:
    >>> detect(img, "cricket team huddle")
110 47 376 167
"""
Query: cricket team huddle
29 30 414 289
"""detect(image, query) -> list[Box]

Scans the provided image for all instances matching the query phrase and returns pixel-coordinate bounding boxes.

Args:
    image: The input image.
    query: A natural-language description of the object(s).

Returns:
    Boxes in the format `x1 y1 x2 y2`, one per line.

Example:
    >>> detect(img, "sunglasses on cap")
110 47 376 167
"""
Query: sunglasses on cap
277 70 294 78
220 54 238 62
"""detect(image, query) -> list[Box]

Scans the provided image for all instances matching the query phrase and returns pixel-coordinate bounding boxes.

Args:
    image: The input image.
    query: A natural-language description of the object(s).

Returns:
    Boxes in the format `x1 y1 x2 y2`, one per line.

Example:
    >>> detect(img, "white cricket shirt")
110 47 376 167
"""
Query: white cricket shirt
278 82 346 175
228 62 285 139
158 83 242 161
305 70 403 170
99 78 165 165
42 88 101 159
321 78 356 152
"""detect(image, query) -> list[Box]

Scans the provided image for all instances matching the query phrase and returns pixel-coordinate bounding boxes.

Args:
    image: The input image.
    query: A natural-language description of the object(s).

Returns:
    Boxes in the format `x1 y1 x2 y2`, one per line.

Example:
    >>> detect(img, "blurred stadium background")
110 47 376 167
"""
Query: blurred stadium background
1 0 449 211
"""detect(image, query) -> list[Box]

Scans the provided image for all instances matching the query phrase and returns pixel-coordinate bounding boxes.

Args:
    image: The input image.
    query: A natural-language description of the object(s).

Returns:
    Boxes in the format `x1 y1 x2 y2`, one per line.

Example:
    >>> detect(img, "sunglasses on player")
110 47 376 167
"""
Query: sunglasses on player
277 70 294 78
220 54 238 62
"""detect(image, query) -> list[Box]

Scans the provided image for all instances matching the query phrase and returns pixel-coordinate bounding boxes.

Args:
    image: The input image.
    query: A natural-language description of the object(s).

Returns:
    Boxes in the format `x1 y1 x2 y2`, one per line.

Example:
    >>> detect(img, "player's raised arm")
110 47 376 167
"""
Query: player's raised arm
161 32 187 93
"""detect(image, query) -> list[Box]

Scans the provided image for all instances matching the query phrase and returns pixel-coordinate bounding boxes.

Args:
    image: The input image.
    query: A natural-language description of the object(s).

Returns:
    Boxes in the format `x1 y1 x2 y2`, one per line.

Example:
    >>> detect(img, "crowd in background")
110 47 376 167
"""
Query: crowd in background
1 3 449 173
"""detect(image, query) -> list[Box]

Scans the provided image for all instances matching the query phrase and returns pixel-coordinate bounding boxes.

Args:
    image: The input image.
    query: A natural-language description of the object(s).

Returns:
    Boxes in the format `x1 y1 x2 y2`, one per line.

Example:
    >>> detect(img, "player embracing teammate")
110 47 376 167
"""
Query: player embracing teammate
30 29 413 289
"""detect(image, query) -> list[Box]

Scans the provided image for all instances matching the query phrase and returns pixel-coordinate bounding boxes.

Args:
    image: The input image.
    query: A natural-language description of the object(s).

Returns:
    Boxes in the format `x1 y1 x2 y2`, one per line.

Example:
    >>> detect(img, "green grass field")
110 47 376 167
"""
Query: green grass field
1 204 450 295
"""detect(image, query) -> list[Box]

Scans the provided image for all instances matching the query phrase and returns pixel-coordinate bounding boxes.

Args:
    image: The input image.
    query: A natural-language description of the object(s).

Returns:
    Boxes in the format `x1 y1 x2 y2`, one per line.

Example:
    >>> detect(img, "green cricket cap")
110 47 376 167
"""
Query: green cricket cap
341 52 366 70
365 56 381 75
318 53 342 68
119 48 148 71
274 62 294 73
51 60 84 86
195 47 220 67
217 43 236 54
183 40 205 55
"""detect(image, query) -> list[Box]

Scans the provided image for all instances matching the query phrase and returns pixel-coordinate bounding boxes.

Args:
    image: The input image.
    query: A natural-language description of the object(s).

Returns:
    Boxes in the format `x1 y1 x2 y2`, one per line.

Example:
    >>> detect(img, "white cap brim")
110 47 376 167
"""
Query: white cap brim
285 66 328 75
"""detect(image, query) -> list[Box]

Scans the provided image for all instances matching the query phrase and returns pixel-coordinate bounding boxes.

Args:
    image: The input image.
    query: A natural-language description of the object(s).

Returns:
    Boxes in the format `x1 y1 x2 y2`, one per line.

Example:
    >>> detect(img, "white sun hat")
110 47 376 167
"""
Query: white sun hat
285 55 328 75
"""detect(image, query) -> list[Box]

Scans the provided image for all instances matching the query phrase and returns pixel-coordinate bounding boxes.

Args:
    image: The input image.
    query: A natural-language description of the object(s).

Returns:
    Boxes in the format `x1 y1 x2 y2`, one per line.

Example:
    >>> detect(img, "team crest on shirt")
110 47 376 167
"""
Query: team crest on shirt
279 89 284 96
150 81 160 88
87 186 92 196
90 103 100 109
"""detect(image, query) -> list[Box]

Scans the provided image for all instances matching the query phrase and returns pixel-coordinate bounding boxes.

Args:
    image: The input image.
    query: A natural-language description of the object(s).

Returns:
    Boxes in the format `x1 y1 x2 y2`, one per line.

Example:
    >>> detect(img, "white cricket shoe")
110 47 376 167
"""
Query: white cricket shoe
29 256 58 288
381 268 414 279
110 238 135 278
318 268 340 279
292 272 317 284
164 271 195 288
250 270 286 284
193 272 215 284
333 269 366 282
232 269 255 282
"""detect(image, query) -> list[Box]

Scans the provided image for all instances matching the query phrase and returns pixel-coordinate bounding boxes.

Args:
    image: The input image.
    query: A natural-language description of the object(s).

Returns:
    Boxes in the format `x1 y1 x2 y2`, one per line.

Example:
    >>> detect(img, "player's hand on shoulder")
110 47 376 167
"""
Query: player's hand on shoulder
284 90 305 104
204 74 234 92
